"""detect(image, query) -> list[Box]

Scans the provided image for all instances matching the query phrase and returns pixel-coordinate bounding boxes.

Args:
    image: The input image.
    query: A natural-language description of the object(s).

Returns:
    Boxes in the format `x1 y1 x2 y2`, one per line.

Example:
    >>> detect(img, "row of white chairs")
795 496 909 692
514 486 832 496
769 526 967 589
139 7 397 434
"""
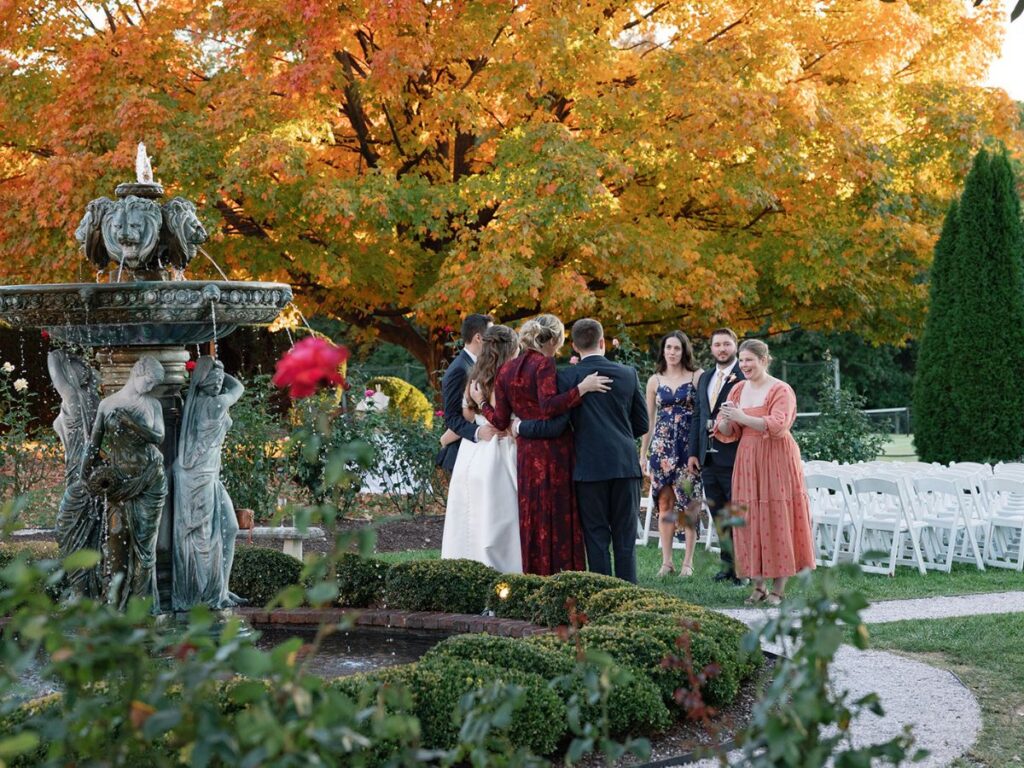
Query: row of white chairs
805 460 1024 575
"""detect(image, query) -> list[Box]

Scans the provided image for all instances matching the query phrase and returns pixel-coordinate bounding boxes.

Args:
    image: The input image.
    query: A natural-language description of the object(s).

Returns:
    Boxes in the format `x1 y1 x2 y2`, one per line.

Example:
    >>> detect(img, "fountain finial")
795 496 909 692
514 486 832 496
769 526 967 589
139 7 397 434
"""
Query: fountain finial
136 142 154 184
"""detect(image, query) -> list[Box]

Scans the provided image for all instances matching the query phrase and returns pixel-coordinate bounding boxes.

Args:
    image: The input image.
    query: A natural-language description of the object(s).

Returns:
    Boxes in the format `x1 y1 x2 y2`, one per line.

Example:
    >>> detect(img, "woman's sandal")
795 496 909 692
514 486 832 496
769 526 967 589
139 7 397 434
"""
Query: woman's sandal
744 587 768 605
656 563 675 578
765 591 784 606
679 564 694 578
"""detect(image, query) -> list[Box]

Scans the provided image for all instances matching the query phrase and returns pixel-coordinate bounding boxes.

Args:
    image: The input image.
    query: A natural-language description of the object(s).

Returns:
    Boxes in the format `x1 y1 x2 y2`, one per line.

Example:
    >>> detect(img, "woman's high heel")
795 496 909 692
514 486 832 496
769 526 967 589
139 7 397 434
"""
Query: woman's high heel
656 563 675 577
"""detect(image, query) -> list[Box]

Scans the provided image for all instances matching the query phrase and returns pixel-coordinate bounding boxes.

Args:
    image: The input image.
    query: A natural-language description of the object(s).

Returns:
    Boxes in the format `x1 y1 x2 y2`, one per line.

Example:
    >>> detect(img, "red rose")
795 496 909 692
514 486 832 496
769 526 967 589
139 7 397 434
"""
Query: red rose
40 330 50 340
272 337 349 399
435 409 444 418
185 360 197 372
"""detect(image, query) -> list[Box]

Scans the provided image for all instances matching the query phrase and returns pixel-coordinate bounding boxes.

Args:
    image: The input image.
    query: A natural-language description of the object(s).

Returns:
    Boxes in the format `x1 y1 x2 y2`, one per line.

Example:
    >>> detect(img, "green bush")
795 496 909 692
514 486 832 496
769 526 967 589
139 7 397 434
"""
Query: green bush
0 539 60 569
583 585 682 618
792 358 887 464
584 587 758 679
422 633 574 680
410 655 566 753
528 570 624 626
336 553 390 607
229 546 303 607
591 610 746 707
220 372 292 522
486 573 546 620
384 558 497 614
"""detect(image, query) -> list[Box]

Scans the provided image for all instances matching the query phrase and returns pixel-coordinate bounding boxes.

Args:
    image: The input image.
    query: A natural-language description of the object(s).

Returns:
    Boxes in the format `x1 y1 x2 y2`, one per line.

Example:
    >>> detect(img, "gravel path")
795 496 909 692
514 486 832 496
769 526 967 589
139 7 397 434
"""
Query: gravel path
681 592 1024 767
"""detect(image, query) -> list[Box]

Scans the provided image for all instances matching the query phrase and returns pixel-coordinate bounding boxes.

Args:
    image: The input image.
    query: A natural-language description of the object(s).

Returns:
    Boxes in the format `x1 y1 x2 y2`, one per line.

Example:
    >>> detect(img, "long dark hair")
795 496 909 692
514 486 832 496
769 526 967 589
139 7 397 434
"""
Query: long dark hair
467 325 519 412
655 331 696 374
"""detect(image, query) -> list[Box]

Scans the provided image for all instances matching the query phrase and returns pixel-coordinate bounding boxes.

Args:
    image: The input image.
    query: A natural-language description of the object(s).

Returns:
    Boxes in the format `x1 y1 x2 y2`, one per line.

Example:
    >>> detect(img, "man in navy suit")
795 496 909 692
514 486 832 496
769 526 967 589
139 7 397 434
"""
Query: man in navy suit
687 328 744 583
436 313 495 473
518 319 648 582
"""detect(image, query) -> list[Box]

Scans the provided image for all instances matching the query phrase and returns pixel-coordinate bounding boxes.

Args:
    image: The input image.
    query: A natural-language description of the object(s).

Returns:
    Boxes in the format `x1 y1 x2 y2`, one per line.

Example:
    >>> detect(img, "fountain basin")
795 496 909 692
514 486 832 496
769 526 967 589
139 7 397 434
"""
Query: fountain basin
0 280 292 346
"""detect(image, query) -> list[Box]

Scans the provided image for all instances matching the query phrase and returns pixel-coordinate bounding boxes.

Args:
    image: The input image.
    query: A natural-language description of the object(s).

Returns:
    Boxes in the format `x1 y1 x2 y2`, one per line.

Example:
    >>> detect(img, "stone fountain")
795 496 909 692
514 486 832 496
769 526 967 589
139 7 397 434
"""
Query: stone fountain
0 145 292 613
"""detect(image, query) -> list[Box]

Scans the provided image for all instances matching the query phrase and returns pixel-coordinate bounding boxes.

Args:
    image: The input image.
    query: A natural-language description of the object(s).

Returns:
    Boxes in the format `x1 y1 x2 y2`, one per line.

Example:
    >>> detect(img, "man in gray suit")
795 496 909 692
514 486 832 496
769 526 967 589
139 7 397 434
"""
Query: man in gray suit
435 313 496 473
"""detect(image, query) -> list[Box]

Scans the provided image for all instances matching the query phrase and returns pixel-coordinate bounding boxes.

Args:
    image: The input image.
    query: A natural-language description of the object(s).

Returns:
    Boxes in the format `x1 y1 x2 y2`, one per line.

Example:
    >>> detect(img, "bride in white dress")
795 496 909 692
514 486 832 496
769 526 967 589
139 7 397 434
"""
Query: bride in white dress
441 325 522 572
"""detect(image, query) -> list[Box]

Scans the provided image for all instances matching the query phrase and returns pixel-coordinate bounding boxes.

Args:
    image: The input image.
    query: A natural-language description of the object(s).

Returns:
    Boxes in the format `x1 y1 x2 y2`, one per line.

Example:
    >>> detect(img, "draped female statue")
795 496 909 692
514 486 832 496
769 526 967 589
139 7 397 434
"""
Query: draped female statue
48 350 102 597
81 356 167 610
172 356 244 611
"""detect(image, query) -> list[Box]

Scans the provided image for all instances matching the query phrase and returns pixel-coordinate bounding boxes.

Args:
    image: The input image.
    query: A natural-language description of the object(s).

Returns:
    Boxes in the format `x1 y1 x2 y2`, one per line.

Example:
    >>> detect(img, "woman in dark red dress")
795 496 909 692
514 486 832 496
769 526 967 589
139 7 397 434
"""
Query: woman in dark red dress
477 315 610 575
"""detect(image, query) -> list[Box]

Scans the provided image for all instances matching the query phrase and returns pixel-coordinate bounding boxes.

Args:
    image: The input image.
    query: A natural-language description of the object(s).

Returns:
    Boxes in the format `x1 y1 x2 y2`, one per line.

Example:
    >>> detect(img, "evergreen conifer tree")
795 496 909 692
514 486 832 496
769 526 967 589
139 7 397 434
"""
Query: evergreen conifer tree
913 149 1024 462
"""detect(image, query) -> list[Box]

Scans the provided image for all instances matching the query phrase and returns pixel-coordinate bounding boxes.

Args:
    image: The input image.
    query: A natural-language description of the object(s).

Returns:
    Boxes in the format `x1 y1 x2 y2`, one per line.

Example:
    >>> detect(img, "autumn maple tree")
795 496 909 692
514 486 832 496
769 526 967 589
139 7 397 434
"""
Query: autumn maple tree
1 0 1021 377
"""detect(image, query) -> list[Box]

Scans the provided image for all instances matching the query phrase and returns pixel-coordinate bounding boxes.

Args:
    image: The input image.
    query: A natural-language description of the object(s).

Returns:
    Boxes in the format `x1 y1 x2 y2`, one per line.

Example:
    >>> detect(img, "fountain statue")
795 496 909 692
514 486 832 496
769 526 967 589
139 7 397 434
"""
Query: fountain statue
0 145 292 612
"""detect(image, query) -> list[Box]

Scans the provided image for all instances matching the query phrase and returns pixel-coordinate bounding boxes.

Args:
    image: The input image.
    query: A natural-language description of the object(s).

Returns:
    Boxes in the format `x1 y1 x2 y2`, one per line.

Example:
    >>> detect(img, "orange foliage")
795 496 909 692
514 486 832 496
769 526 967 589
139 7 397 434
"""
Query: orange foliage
0 0 1021 374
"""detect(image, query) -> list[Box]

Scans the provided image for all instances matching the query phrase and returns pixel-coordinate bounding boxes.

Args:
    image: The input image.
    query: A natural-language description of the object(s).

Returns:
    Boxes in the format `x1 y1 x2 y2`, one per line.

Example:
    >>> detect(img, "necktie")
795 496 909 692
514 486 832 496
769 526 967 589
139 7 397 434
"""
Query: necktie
710 370 726 410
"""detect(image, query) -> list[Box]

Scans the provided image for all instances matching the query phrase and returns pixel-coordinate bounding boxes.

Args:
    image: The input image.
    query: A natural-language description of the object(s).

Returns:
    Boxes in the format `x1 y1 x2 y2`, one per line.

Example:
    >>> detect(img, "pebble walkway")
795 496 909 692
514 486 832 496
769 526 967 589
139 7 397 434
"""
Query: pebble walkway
683 590 1024 767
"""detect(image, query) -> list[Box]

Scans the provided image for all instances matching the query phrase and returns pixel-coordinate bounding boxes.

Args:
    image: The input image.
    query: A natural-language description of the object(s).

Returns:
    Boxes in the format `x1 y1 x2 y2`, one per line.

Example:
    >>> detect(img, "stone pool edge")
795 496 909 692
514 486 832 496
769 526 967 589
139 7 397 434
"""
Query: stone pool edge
237 607 552 638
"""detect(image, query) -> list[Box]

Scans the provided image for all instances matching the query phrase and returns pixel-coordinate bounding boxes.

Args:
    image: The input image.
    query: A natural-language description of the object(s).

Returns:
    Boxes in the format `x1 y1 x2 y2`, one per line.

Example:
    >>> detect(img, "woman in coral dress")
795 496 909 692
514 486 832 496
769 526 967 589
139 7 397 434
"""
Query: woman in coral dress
478 315 610 575
715 339 815 605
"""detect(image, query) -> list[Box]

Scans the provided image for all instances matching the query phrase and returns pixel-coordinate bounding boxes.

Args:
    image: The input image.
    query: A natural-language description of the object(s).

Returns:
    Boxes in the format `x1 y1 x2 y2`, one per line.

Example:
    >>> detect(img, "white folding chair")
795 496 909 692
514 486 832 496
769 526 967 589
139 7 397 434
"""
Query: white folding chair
912 476 985 571
981 476 1024 570
636 490 686 550
948 462 993 475
636 491 654 545
851 476 929 576
806 472 860 567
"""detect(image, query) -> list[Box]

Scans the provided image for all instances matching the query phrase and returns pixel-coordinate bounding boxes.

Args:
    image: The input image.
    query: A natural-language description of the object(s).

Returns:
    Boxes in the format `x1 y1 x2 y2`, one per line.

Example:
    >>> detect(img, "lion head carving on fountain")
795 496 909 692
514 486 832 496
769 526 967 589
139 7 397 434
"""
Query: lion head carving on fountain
99 196 162 272
160 197 208 272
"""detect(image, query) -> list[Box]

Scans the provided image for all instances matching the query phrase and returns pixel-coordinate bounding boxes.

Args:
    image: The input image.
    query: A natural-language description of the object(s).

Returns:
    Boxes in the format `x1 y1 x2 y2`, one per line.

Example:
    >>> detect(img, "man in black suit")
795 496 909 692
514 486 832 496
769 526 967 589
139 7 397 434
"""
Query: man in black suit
435 313 495 473
518 319 648 582
687 328 744 583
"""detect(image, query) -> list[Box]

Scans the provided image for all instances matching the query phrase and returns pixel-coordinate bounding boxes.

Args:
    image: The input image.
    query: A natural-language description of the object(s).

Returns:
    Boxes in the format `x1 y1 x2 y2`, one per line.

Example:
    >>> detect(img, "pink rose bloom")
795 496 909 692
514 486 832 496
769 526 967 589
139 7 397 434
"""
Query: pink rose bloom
435 409 444 418
569 355 580 365
612 338 620 348
272 337 349 399
365 389 376 398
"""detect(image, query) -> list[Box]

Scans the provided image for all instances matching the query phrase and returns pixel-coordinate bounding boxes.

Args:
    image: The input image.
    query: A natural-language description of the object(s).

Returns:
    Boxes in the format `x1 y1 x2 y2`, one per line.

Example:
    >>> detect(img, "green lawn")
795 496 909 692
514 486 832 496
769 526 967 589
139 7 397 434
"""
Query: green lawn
376 543 1024 606
877 433 917 461
869 614 1024 767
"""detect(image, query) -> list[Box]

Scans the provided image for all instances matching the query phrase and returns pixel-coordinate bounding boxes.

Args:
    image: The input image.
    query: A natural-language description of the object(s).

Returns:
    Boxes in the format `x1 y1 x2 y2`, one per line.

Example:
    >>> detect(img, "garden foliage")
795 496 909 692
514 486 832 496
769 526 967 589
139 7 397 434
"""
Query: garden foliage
793 357 887 464
913 148 1024 463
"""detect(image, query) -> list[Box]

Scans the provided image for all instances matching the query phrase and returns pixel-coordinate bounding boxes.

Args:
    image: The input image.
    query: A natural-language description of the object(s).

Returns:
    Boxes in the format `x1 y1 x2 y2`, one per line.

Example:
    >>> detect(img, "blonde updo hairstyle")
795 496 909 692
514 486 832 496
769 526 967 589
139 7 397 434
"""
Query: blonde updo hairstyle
519 314 565 354
738 339 772 368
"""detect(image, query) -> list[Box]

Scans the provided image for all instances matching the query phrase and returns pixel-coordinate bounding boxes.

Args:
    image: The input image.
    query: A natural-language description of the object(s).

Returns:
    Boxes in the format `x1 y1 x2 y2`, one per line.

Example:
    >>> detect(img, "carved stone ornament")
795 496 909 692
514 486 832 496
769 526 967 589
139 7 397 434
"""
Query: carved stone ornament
160 197 208 272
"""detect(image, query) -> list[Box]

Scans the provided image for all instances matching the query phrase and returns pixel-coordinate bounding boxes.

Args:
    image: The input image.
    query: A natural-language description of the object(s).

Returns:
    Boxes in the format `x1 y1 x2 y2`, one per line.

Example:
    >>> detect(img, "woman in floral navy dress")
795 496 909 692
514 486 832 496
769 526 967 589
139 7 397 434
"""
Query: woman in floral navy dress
639 332 703 577
479 315 611 575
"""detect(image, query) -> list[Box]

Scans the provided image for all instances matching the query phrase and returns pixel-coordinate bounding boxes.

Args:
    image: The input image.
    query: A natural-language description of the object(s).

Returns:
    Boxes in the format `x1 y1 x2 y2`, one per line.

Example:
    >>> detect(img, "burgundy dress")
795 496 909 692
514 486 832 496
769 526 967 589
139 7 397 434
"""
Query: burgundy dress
484 350 586 575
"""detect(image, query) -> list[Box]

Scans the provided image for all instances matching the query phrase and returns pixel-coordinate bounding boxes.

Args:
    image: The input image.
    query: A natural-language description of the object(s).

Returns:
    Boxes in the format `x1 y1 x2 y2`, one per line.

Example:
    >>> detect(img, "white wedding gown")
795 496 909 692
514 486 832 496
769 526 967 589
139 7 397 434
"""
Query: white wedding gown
441 412 522 573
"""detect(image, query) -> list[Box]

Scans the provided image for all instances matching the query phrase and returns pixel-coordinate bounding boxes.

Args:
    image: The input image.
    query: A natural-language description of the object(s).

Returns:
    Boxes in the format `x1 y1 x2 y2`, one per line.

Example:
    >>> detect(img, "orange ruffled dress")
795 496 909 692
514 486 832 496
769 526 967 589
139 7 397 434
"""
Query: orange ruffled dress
714 381 815 579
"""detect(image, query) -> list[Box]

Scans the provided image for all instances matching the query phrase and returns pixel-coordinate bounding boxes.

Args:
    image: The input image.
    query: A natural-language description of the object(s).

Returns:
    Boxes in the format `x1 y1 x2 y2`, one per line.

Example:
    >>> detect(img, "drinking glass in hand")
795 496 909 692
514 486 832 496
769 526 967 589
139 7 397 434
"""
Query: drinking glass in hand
705 418 719 454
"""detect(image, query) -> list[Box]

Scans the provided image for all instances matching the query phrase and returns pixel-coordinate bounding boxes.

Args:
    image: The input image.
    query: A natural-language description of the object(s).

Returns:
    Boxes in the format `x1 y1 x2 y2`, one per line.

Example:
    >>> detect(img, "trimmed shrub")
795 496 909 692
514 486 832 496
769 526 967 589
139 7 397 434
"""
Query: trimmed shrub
591 610 747 706
527 570 624 626
423 634 574 680
513 633 672 737
0 540 60 570
336 553 390 607
229 546 303 607
486 573 546 620
366 376 435 428
583 585 682 618
410 655 566 753
384 558 497 614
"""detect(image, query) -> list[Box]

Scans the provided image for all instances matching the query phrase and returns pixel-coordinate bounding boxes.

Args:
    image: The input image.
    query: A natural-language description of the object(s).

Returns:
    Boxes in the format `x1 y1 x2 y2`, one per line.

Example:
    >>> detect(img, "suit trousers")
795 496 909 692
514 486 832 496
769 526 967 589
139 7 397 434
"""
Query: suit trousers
701 460 736 576
576 478 641 583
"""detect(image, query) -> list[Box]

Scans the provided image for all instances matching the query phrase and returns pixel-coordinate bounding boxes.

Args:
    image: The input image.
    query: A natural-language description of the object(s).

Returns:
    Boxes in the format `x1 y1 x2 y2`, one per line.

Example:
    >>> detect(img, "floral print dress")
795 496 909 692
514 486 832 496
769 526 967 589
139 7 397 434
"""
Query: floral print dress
648 379 700 524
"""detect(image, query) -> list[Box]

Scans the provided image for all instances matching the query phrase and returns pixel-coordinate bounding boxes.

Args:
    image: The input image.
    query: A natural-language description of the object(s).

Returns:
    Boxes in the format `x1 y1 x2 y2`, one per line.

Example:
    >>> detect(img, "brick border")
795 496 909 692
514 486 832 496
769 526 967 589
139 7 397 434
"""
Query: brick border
237 607 551 638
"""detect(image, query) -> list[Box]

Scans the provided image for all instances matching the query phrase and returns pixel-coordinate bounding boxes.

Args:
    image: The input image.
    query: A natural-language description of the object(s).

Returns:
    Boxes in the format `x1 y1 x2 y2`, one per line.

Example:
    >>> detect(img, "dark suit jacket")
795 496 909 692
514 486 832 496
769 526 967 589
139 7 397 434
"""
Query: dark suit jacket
519 355 648 482
688 362 745 468
435 350 478 471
